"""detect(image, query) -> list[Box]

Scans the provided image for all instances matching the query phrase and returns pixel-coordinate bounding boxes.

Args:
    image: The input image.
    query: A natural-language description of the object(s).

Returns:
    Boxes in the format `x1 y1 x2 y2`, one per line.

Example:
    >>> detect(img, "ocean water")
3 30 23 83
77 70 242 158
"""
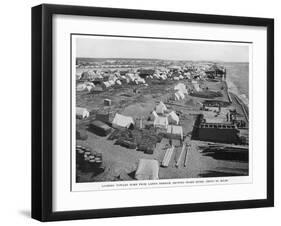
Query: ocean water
222 62 249 105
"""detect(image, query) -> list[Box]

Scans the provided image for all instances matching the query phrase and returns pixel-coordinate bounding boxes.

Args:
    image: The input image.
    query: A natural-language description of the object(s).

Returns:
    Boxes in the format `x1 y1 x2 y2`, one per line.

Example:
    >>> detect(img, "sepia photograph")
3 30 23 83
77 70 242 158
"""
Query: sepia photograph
73 35 250 184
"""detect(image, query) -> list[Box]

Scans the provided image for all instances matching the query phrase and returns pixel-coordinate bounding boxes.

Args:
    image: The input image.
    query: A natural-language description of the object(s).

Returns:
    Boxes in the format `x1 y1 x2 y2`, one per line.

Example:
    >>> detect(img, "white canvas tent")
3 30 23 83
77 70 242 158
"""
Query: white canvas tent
150 110 158 121
135 159 159 180
153 74 160 79
109 74 117 82
102 81 111 89
76 107 90 119
174 83 185 91
86 86 93 92
174 92 180 101
108 80 115 86
84 82 95 92
168 111 179 125
174 83 188 94
126 73 136 82
112 113 135 129
76 83 87 91
136 77 145 84
80 71 95 80
166 125 183 140
159 74 166 80
176 90 185 100
155 101 168 114
193 83 201 92
153 116 168 129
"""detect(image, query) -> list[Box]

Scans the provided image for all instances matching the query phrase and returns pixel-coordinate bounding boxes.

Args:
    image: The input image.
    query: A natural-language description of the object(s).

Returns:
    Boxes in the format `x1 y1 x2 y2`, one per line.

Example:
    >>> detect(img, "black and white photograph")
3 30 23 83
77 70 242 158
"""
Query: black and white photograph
74 35 250 185
29 3 274 222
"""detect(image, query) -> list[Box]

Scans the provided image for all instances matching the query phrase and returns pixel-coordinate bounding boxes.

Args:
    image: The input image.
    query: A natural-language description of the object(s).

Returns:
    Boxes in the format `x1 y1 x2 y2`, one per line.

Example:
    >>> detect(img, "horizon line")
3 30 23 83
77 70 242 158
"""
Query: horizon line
76 57 249 64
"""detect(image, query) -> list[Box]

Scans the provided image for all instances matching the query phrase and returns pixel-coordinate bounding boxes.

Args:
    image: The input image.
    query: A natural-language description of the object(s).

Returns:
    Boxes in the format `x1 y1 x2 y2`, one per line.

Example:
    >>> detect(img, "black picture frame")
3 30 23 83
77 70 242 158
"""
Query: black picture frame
32 4 274 222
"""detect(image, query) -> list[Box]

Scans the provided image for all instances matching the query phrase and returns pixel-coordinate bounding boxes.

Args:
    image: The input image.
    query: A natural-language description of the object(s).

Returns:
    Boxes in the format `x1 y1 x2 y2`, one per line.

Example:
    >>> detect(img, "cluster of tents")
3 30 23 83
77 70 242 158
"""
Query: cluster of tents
153 102 179 124
151 70 169 80
151 101 183 140
152 102 179 128
76 70 148 92
75 109 136 130
76 104 183 140
76 66 208 93
150 68 192 81
125 73 146 85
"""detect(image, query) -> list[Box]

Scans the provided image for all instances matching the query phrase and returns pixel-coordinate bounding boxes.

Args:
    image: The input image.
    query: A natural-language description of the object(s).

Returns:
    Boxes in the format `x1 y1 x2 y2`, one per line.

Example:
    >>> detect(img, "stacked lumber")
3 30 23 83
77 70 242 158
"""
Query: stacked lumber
161 146 174 167
176 144 186 167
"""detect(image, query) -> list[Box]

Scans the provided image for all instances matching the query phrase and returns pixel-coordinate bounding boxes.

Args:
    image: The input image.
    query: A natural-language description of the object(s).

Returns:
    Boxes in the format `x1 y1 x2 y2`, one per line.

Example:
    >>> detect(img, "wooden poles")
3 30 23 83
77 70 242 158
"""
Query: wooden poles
184 144 191 167
162 146 174 167
176 143 186 167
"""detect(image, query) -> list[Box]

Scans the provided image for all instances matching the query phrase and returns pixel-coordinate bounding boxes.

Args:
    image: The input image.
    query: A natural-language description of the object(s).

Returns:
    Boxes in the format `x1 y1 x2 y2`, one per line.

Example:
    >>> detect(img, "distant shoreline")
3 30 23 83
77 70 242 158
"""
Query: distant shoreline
76 57 249 64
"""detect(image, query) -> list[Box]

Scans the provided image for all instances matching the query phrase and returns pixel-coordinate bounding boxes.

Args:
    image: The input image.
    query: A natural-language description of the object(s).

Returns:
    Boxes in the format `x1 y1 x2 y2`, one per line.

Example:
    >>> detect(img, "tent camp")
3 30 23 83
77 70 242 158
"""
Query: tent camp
155 101 168 114
112 113 135 129
168 111 179 125
76 107 90 119
135 159 159 180
166 125 183 140
153 116 168 129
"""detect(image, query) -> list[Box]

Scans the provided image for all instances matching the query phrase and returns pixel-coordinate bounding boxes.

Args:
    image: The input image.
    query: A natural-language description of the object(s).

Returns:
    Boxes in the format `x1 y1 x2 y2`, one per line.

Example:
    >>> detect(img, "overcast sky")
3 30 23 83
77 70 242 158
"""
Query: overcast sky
76 36 250 62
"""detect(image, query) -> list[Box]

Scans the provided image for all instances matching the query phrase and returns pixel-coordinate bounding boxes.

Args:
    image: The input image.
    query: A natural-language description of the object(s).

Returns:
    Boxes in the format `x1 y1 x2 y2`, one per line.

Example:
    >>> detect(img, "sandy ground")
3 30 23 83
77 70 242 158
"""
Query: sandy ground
76 78 249 182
